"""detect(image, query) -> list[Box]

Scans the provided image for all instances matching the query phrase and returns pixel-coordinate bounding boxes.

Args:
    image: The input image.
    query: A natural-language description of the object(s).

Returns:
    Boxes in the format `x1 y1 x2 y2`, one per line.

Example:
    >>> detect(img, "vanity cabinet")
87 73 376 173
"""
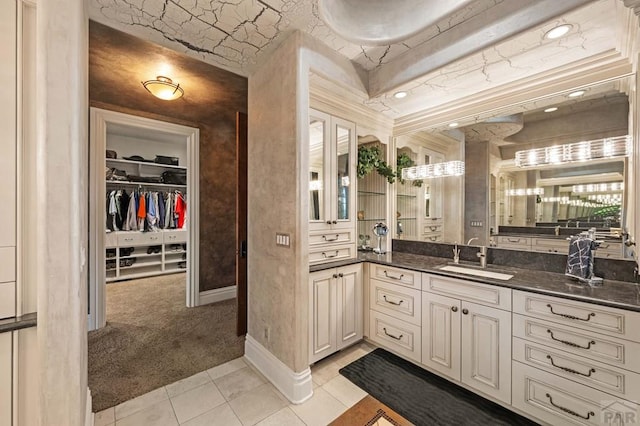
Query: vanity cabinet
0 333 10 426
421 273 512 404
308 109 356 264
309 263 362 363
512 290 640 425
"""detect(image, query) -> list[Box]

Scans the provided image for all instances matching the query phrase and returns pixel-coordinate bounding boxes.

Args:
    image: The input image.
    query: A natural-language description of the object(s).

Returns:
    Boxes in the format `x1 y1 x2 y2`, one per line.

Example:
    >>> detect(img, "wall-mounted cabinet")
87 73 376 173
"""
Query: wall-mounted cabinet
356 138 388 250
309 109 356 263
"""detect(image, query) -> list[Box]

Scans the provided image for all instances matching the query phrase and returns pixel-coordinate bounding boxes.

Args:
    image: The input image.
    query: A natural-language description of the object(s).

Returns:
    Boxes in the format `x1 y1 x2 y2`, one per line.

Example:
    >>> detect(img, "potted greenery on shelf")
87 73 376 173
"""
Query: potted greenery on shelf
357 145 396 183
396 152 423 187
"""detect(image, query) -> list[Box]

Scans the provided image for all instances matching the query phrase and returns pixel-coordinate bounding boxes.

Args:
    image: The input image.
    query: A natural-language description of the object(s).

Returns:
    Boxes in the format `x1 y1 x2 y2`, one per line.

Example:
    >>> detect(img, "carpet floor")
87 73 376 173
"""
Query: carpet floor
88 273 244 412
340 348 539 426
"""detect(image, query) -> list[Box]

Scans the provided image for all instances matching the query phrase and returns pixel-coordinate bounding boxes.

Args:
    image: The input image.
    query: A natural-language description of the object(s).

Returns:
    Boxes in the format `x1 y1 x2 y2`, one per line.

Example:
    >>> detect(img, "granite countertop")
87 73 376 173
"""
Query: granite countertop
311 252 640 312
492 233 623 241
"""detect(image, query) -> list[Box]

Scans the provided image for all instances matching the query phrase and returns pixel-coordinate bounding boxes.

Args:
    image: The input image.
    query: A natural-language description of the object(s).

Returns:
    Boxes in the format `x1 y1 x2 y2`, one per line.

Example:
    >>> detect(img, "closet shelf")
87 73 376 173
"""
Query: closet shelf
106 158 186 170
165 258 187 265
106 180 186 189
120 261 163 269
118 253 162 260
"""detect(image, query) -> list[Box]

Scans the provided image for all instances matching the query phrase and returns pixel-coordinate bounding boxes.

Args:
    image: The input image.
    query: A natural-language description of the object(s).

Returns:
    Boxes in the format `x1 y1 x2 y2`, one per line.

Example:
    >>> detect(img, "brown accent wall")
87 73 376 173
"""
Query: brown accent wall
89 21 248 291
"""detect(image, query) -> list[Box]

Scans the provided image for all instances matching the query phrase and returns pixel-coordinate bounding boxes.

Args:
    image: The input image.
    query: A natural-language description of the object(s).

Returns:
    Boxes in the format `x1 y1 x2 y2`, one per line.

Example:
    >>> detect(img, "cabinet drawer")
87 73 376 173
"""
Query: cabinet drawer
496 236 531 248
0 282 15 319
595 242 623 259
369 310 421 363
423 223 443 234
423 273 511 311
104 232 118 248
531 238 568 254
513 361 638 426
370 278 421 326
0 247 15 283
164 230 187 244
422 234 443 242
513 291 640 343
117 231 163 247
370 264 420 290
513 337 640 400
513 314 640 372
309 230 353 246
309 244 354 264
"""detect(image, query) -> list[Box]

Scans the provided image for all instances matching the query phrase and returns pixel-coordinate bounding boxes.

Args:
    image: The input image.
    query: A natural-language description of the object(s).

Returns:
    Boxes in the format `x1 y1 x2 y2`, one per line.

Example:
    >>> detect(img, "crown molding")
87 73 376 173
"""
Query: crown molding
623 0 640 16
393 51 633 136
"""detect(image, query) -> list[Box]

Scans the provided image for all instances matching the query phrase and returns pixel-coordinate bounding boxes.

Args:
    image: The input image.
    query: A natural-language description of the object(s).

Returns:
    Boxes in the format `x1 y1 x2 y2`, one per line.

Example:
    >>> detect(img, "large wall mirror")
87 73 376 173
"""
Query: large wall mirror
392 76 631 251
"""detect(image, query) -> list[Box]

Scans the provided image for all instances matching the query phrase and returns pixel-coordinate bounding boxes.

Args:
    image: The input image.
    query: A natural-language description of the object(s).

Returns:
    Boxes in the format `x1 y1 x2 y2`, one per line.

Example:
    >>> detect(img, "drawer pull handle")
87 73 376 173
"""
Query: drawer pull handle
382 328 403 340
322 251 339 259
507 238 521 243
545 393 595 420
429 236 438 241
451 306 458 312
547 329 595 350
546 355 596 377
383 271 404 280
383 295 403 306
546 304 595 321
322 234 340 242
429 226 437 231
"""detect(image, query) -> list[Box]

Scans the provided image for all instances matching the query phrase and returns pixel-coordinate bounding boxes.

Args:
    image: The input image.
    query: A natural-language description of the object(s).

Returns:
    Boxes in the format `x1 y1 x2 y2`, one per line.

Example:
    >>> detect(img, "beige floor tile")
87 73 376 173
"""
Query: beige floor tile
165 371 212 398
310 360 341 386
115 387 169 420
322 375 367 407
115 399 178 426
170 382 226 424
95 407 115 426
207 358 247 381
181 403 242 426
214 366 267 401
333 342 376 368
289 387 347 426
255 407 306 426
228 383 288 426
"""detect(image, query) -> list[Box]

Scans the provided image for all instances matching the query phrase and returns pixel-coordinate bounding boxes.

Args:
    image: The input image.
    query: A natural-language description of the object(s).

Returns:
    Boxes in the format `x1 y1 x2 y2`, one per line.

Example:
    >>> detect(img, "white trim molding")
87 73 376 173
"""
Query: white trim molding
244 334 313 404
85 388 94 426
198 286 237 305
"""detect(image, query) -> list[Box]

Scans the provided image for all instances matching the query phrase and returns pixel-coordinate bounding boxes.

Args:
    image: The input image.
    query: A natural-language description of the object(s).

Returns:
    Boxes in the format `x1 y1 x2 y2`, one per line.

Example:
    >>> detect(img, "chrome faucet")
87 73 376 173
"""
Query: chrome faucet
466 237 478 245
477 246 487 268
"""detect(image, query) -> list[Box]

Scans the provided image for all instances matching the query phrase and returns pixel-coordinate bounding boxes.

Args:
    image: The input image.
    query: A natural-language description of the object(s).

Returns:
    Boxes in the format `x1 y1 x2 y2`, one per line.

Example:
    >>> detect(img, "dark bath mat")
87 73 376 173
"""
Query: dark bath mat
339 348 539 426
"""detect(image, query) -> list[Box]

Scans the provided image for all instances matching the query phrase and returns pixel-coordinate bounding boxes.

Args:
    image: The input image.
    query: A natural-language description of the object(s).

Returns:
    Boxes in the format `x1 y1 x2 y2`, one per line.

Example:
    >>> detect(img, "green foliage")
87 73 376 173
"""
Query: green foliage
357 145 396 184
396 152 423 187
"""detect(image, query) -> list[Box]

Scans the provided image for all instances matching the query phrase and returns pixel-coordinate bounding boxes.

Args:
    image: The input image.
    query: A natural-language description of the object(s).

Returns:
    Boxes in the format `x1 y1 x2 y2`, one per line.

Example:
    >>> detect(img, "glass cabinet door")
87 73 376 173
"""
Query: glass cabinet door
335 124 351 222
309 111 329 224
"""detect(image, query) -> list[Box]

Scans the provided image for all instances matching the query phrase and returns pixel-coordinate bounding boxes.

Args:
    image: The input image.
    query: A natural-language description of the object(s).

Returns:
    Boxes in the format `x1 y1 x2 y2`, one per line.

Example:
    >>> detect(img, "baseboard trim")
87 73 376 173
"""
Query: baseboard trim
86 387 94 426
244 334 313 404
198 286 237 306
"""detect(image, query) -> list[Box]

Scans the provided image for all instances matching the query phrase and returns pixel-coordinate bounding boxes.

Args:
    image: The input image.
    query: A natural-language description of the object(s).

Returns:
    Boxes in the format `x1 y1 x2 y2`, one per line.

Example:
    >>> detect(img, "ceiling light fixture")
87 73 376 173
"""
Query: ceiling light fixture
448 122 459 128
401 160 465 180
544 107 558 113
544 24 572 40
394 91 408 99
514 135 631 168
568 90 586 98
142 76 184 101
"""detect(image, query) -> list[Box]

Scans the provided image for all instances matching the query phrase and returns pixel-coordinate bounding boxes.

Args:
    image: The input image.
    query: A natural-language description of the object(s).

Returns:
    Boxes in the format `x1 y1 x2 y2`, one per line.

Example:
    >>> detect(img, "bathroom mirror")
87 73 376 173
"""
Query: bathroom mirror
392 76 631 245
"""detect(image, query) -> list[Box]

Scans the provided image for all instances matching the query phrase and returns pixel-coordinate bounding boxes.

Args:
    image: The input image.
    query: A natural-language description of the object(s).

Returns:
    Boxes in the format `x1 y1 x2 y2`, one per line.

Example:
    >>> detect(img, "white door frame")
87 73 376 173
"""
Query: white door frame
88 107 200 330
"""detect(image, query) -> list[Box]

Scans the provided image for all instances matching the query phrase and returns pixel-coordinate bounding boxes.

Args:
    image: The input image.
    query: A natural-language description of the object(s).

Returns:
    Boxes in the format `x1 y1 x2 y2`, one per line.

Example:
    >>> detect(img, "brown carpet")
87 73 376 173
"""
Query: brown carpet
88 273 244 411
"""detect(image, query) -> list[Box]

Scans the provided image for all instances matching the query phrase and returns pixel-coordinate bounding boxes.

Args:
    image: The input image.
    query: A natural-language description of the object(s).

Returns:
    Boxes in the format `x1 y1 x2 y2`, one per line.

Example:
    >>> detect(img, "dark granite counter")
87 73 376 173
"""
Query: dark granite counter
0 312 37 334
310 252 640 312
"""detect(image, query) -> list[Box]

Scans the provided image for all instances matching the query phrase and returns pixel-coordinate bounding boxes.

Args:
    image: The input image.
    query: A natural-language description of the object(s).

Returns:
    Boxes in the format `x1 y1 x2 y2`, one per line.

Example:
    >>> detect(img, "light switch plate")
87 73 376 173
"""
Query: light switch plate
470 221 483 227
276 233 290 247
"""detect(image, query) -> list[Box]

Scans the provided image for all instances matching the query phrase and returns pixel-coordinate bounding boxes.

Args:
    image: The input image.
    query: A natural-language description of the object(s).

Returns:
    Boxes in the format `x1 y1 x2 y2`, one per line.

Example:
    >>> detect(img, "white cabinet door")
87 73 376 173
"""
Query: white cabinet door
421 292 461 381
310 269 336 363
461 301 511 404
0 332 11 426
336 264 362 350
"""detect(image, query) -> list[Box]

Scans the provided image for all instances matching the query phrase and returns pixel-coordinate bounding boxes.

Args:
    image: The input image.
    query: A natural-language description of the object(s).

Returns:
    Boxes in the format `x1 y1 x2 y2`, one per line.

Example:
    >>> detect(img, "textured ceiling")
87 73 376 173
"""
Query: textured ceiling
89 0 627 119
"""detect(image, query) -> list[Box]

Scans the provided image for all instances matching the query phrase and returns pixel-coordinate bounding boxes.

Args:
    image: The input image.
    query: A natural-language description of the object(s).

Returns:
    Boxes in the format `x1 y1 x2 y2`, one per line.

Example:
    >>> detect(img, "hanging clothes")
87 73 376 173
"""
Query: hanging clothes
124 191 138 231
175 191 186 229
137 193 146 230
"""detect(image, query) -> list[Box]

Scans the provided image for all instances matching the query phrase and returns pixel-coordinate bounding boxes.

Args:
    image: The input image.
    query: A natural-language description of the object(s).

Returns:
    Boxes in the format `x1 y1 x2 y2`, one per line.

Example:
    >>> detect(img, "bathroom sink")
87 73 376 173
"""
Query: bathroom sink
438 265 514 281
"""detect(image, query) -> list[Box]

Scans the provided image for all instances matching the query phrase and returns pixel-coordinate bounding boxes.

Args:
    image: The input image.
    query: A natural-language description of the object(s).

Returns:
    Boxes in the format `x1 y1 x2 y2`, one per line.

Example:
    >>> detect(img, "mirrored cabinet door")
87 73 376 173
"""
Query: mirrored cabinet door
309 109 330 227
334 119 354 225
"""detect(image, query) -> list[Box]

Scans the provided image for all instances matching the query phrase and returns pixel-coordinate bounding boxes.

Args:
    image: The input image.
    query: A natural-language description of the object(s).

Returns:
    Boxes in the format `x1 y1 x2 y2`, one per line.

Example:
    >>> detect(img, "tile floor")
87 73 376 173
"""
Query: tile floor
94 341 376 426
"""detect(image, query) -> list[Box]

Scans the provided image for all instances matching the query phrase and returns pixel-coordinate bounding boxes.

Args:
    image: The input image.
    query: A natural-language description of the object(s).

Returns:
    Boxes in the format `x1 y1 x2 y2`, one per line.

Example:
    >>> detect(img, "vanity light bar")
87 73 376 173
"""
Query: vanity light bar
587 194 622 203
401 160 464 180
542 196 570 203
572 182 623 193
514 135 631 167
506 187 543 196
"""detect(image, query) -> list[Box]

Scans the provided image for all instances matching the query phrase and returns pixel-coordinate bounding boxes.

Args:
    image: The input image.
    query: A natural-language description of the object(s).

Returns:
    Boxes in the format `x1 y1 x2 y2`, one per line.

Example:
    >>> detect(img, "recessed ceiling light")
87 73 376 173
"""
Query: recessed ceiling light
448 122 459 128
568 90 586 98
394 91 408 99
544 107 558 113
544 24 572 40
